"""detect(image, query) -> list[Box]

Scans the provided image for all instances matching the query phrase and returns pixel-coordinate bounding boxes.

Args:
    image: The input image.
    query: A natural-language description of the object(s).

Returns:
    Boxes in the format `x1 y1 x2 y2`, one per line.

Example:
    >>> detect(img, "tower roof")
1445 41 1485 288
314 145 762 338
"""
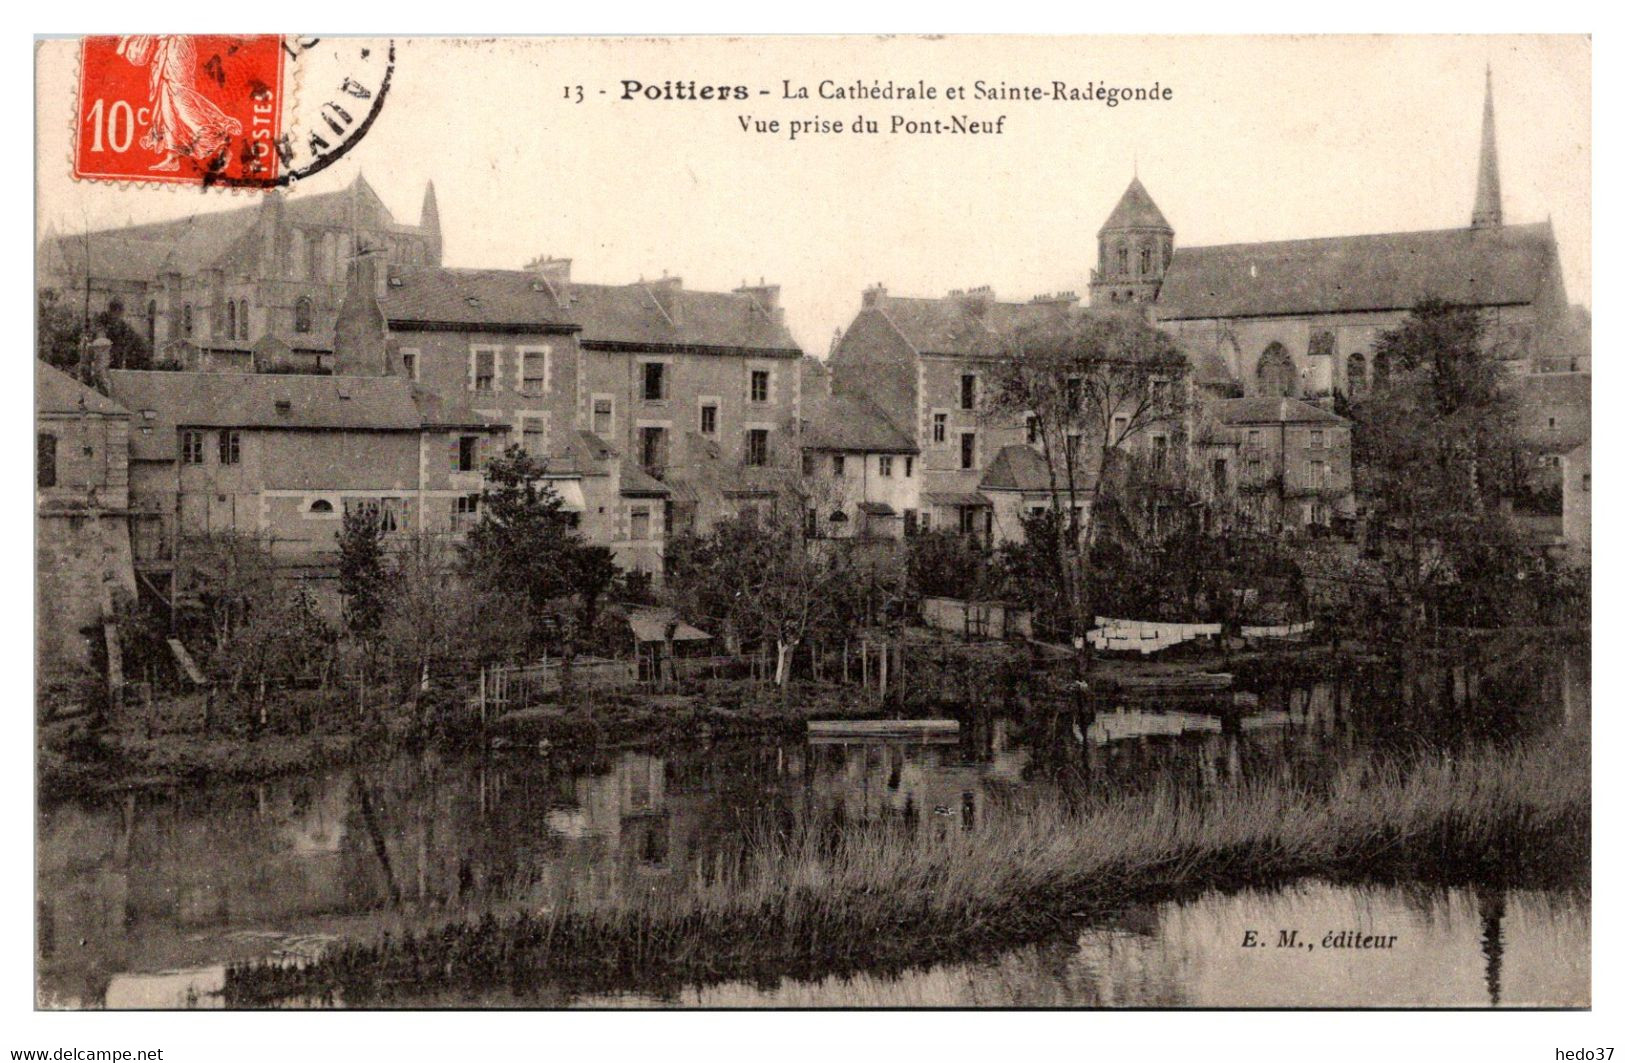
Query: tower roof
1472 66 1503 228
1098 176 1172 236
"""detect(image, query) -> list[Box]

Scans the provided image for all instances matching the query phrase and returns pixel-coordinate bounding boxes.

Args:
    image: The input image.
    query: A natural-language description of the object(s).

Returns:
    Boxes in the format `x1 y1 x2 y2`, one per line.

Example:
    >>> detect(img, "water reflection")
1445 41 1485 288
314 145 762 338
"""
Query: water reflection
36 648 1586 1008
582 882 1590 1008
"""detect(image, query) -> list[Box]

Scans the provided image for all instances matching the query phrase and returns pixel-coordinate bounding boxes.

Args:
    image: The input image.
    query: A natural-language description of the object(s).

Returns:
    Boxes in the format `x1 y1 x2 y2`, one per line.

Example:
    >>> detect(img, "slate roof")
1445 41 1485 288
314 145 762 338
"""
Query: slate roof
867 295 1078 358
1100 177 1173 234
979 444 1061 493
411 386 511 430
383 266 579 330
36 362 130 417
1208 396 1347 426
619 461 670 497
566 282 800 354
107 370 428 459
801 391 916 453
1157 222 1558 321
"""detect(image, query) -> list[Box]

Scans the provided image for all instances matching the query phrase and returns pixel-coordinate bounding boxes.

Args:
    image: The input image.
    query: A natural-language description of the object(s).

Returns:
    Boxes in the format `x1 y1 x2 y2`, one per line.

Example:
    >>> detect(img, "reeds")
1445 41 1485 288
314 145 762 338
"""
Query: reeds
224 733 1588 1007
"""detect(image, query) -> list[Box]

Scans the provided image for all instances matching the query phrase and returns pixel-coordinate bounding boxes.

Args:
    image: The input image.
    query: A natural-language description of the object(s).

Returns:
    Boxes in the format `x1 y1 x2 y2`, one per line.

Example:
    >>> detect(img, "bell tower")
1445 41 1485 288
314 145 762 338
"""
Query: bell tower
1089 175 1175 307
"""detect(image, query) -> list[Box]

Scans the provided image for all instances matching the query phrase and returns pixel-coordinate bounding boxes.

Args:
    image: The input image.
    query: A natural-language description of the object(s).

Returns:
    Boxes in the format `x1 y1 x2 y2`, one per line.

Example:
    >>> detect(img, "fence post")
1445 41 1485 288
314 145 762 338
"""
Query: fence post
478 665 488 739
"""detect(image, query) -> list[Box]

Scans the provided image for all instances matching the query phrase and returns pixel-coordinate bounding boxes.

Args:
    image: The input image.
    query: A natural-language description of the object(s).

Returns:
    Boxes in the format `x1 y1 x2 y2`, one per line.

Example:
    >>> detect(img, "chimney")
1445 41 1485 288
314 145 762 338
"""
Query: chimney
953 285 995 315
83 334 112 389
734 279 784 325
861 283 888 310
1029 291 1080 307
524 255 573 303
333 250 390 376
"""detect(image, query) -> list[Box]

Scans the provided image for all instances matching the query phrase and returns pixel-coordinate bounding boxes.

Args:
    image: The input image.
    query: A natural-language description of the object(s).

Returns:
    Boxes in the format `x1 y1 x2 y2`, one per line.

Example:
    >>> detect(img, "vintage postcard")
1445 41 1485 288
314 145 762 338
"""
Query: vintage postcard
32 34 1590 1018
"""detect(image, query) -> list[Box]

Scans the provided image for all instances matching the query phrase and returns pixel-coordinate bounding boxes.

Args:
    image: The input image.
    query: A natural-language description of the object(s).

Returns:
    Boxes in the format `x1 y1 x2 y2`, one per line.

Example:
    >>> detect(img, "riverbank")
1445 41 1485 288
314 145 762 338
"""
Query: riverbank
223 731 1587 1006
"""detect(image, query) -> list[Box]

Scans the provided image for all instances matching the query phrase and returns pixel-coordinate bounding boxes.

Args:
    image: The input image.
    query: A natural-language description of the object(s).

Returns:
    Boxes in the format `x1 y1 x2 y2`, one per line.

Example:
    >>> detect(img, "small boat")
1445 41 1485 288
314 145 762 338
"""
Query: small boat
1108 672 1234 692
807 719 960 739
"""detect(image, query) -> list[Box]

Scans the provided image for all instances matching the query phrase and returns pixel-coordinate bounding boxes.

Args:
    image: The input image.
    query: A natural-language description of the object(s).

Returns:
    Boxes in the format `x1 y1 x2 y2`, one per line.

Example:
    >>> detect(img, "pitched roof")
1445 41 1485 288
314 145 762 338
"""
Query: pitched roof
383 266 579 329
36 362 129 417
107 371 427 459
410 386 510 429
869 295 1078 358
1208 396 1347 426
1100 177 1173 235
801 391 916 453
566 282 800 354
618 461 670 497
1157 222 1557 320
979 445 1059 492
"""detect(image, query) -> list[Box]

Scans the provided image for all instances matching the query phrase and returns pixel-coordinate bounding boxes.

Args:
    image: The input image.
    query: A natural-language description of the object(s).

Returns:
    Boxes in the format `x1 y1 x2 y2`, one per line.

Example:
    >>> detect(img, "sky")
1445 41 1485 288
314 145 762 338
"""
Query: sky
36 35 1590 354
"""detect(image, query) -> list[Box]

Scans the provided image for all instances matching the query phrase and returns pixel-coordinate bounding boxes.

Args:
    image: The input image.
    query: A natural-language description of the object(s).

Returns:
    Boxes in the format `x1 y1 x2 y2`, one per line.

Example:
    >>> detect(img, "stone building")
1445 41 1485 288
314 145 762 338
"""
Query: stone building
799 386 920 540
40 175 442 372
1562 443 1589 564
36 363 136 683
1099 71 1574 398
1192 396 1355 532
104 369 507 611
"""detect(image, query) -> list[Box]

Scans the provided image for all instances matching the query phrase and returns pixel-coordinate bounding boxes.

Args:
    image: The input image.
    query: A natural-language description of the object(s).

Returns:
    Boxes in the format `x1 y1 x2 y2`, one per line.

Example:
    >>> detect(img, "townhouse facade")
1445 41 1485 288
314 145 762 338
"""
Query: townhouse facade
1193 397 1355 531
37 362 137 678
799 383 921 540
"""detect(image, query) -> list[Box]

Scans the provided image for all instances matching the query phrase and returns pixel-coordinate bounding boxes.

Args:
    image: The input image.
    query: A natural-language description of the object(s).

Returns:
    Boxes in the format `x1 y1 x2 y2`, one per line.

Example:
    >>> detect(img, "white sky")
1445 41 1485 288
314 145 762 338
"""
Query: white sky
37 35 1590 353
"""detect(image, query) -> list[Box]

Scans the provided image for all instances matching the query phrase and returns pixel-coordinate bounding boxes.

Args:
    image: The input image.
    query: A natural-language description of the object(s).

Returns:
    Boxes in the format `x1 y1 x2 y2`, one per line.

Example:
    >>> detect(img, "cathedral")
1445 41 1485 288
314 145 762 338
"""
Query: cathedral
39 175 443 373
1088 69 1574 399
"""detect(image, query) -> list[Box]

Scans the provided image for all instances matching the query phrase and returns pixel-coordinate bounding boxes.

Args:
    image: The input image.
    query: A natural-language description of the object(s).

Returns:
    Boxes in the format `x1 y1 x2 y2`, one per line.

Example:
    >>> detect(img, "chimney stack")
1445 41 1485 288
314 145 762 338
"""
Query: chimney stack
734 279 784 325
333 250 390 376
861 283 888 310
524 255 573 302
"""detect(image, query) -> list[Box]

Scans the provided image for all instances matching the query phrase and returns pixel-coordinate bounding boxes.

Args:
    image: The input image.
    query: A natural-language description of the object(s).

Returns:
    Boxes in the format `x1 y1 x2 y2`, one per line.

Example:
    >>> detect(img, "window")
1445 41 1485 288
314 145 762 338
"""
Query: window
802 452 817 477
831 453 845 476
1066 432 1083 464
630 506 651 541
1162 244 1172 270
238 299 250 339
1257 342 1295 397
472 348 496 392
37 433 56 488
307 498 335 515
183 303 193 336
592 398 614 436
145 301 157 345
218 430 240 465
455 434 479 472
919 510 932 532
1151 434 1167 470
642 362 667 401
746 428 770 467
227 301 237 341
960 373 976 411
1310 429 1324 448
1139 247 1151 275
181 430 204 465
521 416 546 457
1308 330 1336 358
1346 352 1366 396
905 457 914 477
400 351 418 381
1151 379 1169 408
522 349 548 393
699 403 718 435
1113 415 1128 443
1212 457 1228 492
1247 429 1261 446
879 456 894 478
294 297 312 334
452 494 479 530
639 426 667 471
1116 243 1128 273
932 412 948 444
1025 413 1039 445
1310 460 1326 489
960 431 976 470
750 370 770 403
958 506 979 535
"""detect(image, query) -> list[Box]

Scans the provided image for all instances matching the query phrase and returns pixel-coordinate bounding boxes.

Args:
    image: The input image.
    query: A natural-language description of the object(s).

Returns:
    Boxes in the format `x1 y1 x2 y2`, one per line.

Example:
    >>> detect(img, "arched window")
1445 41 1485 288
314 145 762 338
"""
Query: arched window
1162 242 1172 270
146 300 156 345
182 303 193 336
307 499 334 514
238 299 250 339
295 297 313 334
1256 342 1296 397
1116 243 1128 274
1345 352 1366 397
227 301 237 340
1372 350 1391 390
1139 247 1151 275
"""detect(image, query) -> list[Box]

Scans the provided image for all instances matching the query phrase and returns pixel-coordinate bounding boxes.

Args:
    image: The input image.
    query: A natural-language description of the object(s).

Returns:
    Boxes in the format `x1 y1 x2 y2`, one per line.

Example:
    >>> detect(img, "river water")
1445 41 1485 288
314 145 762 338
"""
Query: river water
37 648 1589 1009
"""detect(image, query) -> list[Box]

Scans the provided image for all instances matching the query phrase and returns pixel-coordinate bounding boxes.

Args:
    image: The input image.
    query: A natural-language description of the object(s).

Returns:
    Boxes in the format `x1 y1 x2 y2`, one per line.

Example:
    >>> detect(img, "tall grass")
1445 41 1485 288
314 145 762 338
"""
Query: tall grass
225 734 1588 1007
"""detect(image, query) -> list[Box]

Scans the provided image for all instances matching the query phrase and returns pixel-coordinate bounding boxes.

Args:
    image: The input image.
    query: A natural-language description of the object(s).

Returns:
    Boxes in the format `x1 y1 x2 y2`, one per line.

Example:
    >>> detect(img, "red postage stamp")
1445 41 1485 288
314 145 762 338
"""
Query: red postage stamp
73 35 285 186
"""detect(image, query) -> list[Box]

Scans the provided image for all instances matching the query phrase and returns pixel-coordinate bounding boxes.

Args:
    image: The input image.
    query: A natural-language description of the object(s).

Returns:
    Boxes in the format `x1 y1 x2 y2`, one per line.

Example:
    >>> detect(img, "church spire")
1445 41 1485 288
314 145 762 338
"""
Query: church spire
419 180 443 266
1472 65 1503 229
